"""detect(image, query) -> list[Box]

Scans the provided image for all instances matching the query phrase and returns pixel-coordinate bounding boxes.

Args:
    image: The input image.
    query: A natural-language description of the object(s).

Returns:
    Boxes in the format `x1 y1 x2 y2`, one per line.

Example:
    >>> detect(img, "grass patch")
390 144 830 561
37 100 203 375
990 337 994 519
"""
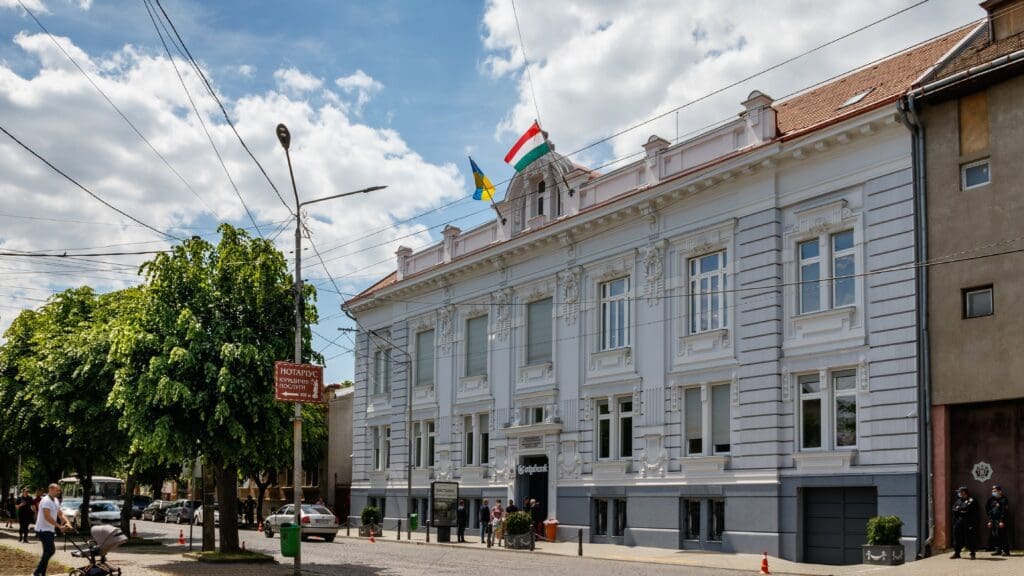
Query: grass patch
0 543 71 575
183 550 276 564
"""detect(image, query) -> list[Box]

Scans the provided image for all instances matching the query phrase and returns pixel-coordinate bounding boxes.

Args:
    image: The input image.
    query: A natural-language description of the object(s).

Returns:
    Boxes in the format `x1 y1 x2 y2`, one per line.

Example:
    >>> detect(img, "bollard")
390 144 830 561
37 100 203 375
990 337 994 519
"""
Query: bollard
397 519 402 540
530 529 535 551
578 528 583 556
426 520 431 543
346 519 351 537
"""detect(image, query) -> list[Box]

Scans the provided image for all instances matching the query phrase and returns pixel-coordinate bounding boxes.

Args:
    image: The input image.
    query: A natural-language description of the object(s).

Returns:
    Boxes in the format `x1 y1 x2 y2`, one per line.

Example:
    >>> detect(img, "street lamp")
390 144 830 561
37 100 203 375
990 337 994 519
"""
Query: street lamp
276 123 385 575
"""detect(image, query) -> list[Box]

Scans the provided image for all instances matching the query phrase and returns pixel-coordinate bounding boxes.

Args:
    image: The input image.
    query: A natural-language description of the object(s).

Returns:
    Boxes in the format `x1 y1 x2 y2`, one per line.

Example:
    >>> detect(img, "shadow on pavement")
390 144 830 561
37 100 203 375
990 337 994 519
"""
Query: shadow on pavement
144 561 386 575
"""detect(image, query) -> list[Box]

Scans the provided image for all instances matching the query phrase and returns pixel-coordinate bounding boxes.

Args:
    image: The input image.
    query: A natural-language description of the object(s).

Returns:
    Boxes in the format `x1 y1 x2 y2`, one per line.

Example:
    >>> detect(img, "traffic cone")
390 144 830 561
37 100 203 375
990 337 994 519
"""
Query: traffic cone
369 531 376 544
257 520 263 533
178 529 185 545
760 552 770 574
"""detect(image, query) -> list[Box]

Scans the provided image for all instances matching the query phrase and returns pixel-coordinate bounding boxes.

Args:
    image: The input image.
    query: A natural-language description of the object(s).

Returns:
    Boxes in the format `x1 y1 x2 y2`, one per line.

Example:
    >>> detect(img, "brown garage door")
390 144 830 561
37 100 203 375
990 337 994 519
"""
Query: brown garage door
804 487 877 565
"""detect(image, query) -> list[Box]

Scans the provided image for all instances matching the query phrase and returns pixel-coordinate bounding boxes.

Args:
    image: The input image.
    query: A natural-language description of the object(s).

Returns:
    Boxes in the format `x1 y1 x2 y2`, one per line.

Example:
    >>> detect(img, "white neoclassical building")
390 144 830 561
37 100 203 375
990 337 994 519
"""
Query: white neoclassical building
344 27 973 564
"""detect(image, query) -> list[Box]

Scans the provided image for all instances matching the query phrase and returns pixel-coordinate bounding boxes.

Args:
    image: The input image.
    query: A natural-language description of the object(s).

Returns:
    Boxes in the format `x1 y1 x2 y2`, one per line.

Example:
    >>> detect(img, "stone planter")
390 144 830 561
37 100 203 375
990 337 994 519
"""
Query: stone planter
358 524 383 537
505 532 533 549
862 544 905 565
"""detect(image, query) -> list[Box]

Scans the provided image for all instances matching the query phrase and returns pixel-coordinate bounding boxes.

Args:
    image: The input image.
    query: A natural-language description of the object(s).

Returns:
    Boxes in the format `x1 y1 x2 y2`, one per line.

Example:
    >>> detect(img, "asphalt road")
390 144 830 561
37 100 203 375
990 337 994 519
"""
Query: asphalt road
134 519 749 576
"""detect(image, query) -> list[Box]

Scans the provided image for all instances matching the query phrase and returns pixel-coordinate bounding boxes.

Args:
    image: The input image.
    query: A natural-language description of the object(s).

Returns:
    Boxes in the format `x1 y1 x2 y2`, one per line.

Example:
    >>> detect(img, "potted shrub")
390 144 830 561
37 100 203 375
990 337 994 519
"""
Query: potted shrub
359 506 383 537
862 515 905 565
503 511 534 549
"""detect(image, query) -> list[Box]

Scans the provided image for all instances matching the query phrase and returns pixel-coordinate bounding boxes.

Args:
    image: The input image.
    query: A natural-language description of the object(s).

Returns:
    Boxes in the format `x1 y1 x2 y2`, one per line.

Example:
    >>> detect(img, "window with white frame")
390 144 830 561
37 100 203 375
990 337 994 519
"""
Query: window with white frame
798 369 858 451
415 329 435 387
964 285 993 318
526 298 553 365
689 251 728 334
427 421 436 467
371 425 391 471
961 158 991 190
413 420 437 468
462 413 490 466
520 405 546 425
413 422 423 467
372 347 391 395
600 277 630 350
595 397 634 460
798 229 856 314
465 315 488 377
683 384 732 456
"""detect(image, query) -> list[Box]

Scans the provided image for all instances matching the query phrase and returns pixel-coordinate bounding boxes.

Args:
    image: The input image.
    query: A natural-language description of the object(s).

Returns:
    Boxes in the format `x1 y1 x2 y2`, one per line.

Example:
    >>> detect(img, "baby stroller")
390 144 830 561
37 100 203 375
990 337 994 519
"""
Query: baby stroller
67 524 127 575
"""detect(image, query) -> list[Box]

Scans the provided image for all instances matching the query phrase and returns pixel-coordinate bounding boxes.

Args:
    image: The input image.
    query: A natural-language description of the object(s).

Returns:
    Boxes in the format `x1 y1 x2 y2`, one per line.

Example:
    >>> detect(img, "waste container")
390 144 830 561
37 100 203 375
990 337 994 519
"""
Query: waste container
544 519 558 542
280 523 300 558
409 513 419 531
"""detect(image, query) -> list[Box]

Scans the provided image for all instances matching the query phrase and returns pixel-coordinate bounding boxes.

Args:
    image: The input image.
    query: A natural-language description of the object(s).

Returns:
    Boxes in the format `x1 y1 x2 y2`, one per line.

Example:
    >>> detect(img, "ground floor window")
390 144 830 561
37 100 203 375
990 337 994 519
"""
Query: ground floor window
682 498 726 548
594 499 608 536
709 499 725 542
683 499 701 540
593 498 627 538
614 498 627 536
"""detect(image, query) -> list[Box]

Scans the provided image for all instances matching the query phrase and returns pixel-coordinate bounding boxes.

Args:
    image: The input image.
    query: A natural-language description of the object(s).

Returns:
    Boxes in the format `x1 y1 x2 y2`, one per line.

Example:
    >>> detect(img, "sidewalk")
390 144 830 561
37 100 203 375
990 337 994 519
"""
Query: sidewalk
344 526 1024 576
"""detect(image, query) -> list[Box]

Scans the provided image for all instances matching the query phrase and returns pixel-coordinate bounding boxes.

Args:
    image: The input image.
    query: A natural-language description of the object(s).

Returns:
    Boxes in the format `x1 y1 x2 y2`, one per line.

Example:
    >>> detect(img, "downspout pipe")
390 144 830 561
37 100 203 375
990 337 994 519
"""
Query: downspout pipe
897 94 933 559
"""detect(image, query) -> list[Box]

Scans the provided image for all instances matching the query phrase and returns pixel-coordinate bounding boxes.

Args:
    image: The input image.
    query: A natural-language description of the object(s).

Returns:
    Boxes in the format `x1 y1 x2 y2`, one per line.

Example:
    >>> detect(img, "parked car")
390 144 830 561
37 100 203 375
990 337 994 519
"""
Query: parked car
193 504 220 526
164 500 201 524
130 495 152 519
72 502 121 527
60 498 82 526
263 504 338 542
141 499 173 522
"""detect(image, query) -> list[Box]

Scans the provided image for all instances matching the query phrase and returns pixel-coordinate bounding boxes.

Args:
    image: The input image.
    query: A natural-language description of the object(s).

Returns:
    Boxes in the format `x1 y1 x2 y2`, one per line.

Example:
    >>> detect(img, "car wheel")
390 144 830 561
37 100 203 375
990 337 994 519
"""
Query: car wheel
324 536 335 543
264 525 274 538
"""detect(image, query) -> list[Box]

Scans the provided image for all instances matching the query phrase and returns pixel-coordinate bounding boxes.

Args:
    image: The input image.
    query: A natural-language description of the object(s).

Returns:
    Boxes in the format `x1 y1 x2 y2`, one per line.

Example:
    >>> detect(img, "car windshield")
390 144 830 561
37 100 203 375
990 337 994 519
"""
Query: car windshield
301 505 332 515
91 503 118 512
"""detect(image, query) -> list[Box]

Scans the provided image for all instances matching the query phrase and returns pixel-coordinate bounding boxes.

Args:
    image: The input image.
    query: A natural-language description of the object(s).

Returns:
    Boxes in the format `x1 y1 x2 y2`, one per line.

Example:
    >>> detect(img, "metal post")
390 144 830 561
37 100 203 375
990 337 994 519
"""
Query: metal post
346 519 350 537
426 520 430 543
397 519 401 539
530 529 535 551
577 528 582 556
406 362 413 542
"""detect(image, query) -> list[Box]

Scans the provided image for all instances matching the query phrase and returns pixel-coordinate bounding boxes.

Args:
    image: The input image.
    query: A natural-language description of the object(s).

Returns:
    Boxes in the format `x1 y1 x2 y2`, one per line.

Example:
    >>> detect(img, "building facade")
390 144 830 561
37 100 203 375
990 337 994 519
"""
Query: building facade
908 0 1024 552
346 28 972 564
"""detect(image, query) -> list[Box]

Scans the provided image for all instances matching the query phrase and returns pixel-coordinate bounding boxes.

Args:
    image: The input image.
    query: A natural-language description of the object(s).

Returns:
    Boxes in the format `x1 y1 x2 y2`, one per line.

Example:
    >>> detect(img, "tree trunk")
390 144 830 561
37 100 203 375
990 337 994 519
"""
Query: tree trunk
121 474 135 536
79 461 93 534
216 462 240 553
201 456 215 552
254 470 276 524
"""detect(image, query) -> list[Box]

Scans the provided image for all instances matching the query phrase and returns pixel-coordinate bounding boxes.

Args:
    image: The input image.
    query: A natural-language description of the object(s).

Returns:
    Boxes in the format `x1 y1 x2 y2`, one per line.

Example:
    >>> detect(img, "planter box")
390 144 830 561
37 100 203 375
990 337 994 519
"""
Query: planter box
358 525 383 538
862 544 905 565
505 532 533 550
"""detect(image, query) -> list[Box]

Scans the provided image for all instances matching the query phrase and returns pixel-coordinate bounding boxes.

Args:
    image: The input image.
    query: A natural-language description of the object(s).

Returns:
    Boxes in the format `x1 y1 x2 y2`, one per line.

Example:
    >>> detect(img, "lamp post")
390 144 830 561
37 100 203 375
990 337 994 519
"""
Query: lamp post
276 123 385 575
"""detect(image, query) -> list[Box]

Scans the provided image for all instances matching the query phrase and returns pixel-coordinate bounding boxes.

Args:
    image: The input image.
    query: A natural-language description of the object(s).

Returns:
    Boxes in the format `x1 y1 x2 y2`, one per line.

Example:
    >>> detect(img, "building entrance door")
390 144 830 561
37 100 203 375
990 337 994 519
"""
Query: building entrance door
516 455 548 511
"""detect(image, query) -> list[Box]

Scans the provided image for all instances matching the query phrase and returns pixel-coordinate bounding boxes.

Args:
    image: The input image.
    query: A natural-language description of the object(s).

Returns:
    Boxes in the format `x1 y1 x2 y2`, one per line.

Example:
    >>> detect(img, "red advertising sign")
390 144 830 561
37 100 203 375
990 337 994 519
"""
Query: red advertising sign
274 361 325 404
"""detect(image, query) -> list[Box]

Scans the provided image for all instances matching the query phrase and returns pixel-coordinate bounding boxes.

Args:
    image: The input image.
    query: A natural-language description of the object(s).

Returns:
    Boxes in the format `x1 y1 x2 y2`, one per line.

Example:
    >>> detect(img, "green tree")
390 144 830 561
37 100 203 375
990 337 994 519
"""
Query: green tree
109 224 319 553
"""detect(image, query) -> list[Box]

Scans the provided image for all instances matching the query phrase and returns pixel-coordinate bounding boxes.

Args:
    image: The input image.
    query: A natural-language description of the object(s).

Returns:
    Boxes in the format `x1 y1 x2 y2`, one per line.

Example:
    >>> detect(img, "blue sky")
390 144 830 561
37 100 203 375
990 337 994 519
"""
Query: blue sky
0 0 982 384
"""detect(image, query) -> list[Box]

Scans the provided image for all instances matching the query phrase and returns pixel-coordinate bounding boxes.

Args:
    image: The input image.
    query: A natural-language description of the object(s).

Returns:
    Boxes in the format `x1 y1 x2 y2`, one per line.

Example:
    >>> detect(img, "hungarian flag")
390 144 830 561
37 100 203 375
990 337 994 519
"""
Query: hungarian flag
504 121 550 172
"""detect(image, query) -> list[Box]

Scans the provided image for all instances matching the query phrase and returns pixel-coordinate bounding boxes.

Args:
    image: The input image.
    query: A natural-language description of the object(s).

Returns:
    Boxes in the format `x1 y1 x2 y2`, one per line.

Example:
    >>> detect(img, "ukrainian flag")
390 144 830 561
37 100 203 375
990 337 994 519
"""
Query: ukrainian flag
470 157 496 201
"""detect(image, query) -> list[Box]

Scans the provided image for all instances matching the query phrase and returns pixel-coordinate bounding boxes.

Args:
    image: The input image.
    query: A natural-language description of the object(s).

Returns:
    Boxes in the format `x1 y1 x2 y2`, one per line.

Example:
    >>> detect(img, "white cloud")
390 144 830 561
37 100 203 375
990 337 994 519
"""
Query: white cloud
236 64 255 77
334 69 383 114
0 0 47 13
482 0 983 165
73 0 91 9
0 34 463 334
273 67 323 94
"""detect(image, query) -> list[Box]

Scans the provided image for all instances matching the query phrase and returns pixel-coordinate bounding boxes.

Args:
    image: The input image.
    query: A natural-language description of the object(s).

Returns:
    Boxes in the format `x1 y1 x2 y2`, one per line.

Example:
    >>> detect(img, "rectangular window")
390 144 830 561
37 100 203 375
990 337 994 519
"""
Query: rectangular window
711 384 731 454
798 239 821 314
427 421 436 467
831 230 855 308
961 158 991 191
597 400 611 460
600 277 630 350
684 500 701 540
964 285 993 318
479 413 489 465
689 251 728 334
463 415 475 466
709 500 725 542
415 330 435 387
594 499 608 536
465 315 488 377
413 422 423 468
384 426 391 468
372 427 382 470
684 387 702 456
614 498 627 537
833 369 857 448
618 399 633 459
373 349 390 395
799 373 822 450
526 298 553 365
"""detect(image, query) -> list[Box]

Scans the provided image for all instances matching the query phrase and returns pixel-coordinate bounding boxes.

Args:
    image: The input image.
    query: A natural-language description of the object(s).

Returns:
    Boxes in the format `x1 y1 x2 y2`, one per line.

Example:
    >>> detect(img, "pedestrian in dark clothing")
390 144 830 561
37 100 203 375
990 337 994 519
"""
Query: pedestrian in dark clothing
244 496 256 529
951 486 978 560
4 494 14 528
986 484 1010 556
530 499 543 537
455 499 468 543
506 499 518 514
478 499 490 543
17 488 35 543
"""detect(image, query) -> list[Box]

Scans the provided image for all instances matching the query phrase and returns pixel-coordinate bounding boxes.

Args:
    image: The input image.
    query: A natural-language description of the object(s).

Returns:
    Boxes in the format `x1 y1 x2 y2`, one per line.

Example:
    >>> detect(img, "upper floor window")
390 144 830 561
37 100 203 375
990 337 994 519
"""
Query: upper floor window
683 383 732 456
689 251 728 334
372 348 391 395
371 425 391 471
964 285 993 318
961 159 991 191
536 180 546 216
465 315 488 377
462 413 490 466
799 230 855 314
595 397 634 460
600 277 630 350
415 329 435 387
526 298 553 365
413 420 436 468
799 368 858 451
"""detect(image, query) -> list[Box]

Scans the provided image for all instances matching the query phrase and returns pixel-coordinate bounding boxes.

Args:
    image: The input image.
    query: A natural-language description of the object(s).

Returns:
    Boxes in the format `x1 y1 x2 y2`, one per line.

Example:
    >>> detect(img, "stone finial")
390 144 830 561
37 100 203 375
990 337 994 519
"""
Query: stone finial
395 245 413 281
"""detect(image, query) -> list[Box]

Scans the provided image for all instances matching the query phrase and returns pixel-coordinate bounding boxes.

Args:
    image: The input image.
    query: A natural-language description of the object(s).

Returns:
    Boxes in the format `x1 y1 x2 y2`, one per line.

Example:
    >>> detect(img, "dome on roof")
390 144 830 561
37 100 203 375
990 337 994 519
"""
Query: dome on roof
503 147 574 234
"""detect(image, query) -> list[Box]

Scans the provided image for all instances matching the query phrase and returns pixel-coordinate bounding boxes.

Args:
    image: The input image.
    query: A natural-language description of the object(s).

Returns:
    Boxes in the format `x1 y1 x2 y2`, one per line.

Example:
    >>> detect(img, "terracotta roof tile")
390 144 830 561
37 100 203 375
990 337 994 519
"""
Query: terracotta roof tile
929 24 1024 80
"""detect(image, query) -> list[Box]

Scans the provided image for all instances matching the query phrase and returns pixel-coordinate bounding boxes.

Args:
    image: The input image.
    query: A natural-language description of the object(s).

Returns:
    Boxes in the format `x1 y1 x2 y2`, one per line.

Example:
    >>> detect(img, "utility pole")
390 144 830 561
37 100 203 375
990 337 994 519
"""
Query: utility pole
277 123 385 576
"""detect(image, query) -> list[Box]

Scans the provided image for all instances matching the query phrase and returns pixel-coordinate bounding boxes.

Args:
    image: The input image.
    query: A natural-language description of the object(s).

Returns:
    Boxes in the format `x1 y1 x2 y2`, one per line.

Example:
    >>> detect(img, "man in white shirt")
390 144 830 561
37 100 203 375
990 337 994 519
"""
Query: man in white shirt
34 483 71 576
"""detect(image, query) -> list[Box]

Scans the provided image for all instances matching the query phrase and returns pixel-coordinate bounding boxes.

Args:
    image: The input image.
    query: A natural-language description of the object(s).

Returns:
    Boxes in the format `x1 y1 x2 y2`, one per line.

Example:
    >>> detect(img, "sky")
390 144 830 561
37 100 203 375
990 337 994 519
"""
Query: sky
0 0 984 384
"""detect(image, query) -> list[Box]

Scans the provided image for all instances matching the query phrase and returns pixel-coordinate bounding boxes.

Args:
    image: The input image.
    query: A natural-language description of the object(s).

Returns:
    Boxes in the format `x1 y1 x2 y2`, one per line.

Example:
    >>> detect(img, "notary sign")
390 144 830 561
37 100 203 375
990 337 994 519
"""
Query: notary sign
274 361 325 404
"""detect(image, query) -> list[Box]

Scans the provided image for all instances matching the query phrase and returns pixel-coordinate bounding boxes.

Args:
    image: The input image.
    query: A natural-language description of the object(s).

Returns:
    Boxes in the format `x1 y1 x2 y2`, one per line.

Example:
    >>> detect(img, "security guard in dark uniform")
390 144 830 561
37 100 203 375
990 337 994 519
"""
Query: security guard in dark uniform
986 484 1010 556
951 486 978 559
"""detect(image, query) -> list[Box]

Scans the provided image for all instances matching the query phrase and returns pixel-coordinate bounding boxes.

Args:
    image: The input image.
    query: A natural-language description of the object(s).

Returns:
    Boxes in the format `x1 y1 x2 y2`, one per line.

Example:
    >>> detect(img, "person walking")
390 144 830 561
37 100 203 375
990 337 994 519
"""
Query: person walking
506 499 518 515
17 488 35 543
478 499 490 543
951 486 978 560
34 483 72 576
244 495 256 529
530 498 544 538
455 499 468 543
491 500 505 547
986 484 1010 556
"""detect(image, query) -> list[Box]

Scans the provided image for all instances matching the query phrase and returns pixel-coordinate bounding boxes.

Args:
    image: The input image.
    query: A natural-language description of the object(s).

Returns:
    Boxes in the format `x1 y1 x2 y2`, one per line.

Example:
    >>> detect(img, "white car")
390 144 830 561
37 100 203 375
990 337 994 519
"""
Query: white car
61 498 83 525
193 505 220 526
263 504 338 542
73 502 121 527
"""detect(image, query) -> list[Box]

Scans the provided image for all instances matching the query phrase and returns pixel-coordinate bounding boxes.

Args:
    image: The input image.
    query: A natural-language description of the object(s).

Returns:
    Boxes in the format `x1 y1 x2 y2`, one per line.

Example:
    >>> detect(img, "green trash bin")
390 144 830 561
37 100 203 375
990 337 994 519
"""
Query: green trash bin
409 513 419 531
280 523 300 558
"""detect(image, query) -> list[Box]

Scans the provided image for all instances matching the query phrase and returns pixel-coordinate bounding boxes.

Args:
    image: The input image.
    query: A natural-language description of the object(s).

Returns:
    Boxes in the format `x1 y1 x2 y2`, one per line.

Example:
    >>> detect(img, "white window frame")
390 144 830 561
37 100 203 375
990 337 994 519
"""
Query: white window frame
798 373 823 451
372 425 391 471
683 387 703 456
688 250 728 334
595 396 634 461
797 368 860 452
464 314 489 377
964 285 994 318
413 419 437 469
797 228 857 315
462 413 490 466
413 422 423 468
618 397 634 459
414 329 435 388
427 420 436 467
831 230 856 309
372 347 391 396
525 297 553 366
961 158 991 191
832 369 858 449
798 238 822 315
600 277 631 351
681 383 732 457
372 426 382 470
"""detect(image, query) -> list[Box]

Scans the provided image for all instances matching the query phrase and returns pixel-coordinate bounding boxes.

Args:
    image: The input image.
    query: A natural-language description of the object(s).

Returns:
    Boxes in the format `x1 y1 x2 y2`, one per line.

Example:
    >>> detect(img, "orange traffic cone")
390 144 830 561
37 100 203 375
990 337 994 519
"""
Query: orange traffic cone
178 529 185 545
760 552 770 574
132 523 137 538
369 531 376 544
257 520 263 533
